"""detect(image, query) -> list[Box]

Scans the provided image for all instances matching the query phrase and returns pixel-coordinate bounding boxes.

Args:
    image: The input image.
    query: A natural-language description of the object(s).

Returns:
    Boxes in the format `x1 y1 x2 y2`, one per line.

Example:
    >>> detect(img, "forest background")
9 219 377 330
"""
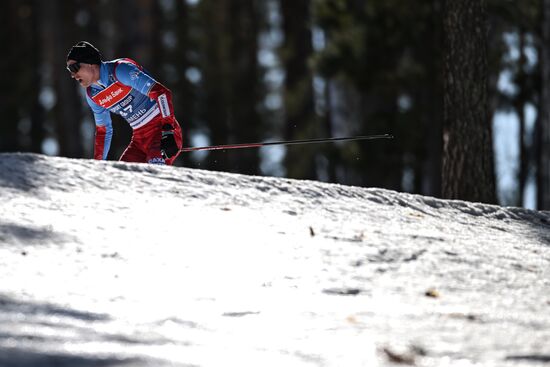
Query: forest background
1 0 548 209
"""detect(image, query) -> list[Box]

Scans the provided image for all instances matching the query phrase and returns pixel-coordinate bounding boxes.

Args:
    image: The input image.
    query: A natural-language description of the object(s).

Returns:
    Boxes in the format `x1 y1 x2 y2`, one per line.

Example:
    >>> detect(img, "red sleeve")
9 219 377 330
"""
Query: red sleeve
148 82 174 120
94 125 107 160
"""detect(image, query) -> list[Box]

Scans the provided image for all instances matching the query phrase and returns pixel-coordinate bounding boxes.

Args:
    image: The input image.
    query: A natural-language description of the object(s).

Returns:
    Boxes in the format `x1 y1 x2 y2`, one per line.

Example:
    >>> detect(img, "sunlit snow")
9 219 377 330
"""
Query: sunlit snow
0 153 549 367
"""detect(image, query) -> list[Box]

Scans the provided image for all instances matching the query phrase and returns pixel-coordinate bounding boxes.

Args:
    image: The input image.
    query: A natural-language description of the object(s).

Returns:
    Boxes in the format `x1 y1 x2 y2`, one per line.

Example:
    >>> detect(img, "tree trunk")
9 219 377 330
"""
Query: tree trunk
516 29 528 207
280 0 317 180
197 0 263 175
442 0 496 203
226 0 262 175
198 0 236 172
0 0 45 153
420 0 443 197
30 0 45 153
539 0 550 209
41 0 84 158
172 0 193 168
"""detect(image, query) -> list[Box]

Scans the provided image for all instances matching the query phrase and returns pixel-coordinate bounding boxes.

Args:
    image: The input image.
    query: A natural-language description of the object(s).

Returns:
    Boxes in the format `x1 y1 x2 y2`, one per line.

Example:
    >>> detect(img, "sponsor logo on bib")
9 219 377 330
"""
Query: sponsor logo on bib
92 83 132 109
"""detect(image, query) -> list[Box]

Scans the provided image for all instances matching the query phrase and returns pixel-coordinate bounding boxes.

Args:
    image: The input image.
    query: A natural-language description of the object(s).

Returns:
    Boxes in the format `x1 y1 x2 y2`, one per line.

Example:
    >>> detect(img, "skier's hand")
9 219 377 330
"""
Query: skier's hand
161 123 178 159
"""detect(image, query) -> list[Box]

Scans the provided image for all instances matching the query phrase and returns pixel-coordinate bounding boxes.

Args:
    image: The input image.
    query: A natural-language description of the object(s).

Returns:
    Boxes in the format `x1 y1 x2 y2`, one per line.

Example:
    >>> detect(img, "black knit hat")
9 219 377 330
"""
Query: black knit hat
66 41 102 64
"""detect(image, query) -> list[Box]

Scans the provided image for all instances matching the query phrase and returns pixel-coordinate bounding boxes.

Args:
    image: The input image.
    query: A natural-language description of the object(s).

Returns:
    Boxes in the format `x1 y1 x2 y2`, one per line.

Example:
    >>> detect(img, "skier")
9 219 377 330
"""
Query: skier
66 41 182 165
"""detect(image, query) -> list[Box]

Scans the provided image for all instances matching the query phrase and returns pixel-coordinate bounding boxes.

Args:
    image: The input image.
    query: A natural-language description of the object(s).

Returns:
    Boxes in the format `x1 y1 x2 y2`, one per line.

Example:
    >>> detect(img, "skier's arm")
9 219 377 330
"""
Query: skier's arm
86 95 113 160
147 82 174 120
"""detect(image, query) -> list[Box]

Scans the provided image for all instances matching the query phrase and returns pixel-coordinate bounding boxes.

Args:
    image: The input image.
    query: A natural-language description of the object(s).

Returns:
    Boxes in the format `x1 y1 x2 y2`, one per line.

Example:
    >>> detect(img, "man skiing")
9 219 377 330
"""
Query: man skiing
66 41 182 165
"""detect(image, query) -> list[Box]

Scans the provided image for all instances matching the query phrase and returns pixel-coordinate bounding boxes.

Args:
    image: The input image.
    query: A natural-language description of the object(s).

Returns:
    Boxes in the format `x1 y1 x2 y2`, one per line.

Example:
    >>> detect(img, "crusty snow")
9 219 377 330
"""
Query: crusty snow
0 153 549 367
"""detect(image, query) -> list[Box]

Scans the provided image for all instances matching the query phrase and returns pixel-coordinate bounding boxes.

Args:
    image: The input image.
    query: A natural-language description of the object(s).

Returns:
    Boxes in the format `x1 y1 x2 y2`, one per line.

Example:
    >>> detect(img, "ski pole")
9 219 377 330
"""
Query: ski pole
179 134 394 152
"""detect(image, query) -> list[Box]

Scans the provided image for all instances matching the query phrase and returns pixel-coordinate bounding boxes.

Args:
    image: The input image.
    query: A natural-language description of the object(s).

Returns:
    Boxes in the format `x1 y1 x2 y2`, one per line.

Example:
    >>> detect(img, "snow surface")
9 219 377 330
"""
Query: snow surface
0 153 549 367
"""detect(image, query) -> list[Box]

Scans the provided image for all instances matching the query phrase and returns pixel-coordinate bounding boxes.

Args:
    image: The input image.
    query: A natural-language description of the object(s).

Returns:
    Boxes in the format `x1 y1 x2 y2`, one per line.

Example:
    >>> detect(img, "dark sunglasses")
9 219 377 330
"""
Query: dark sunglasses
66 62 81 73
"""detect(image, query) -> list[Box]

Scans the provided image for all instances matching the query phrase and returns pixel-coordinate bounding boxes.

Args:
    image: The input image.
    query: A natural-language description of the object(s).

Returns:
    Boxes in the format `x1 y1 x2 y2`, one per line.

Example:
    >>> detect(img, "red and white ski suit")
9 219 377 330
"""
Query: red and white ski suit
86 58 182 165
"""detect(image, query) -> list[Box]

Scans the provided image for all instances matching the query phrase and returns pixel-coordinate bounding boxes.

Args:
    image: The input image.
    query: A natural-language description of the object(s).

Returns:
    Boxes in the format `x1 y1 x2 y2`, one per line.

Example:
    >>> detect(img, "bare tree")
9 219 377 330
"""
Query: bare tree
442 0 496 203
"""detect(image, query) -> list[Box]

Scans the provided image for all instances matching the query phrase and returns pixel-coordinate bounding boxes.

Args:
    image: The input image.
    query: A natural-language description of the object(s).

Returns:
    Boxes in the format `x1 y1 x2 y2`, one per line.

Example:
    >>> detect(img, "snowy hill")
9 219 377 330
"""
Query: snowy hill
0 153 549 367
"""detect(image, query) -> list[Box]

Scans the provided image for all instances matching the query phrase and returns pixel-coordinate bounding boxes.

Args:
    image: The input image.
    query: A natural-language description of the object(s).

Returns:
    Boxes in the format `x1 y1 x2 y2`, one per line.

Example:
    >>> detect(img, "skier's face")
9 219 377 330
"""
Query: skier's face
67 60 95 88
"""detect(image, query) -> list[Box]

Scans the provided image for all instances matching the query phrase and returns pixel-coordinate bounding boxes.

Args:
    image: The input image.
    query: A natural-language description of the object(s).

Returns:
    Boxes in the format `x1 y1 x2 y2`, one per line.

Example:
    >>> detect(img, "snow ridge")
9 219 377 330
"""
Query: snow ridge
0 153 549 367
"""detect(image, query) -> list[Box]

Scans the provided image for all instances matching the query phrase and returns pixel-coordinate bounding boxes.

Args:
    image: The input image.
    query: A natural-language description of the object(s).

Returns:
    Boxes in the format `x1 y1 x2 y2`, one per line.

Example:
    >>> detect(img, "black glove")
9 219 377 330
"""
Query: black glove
161 124 179 159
